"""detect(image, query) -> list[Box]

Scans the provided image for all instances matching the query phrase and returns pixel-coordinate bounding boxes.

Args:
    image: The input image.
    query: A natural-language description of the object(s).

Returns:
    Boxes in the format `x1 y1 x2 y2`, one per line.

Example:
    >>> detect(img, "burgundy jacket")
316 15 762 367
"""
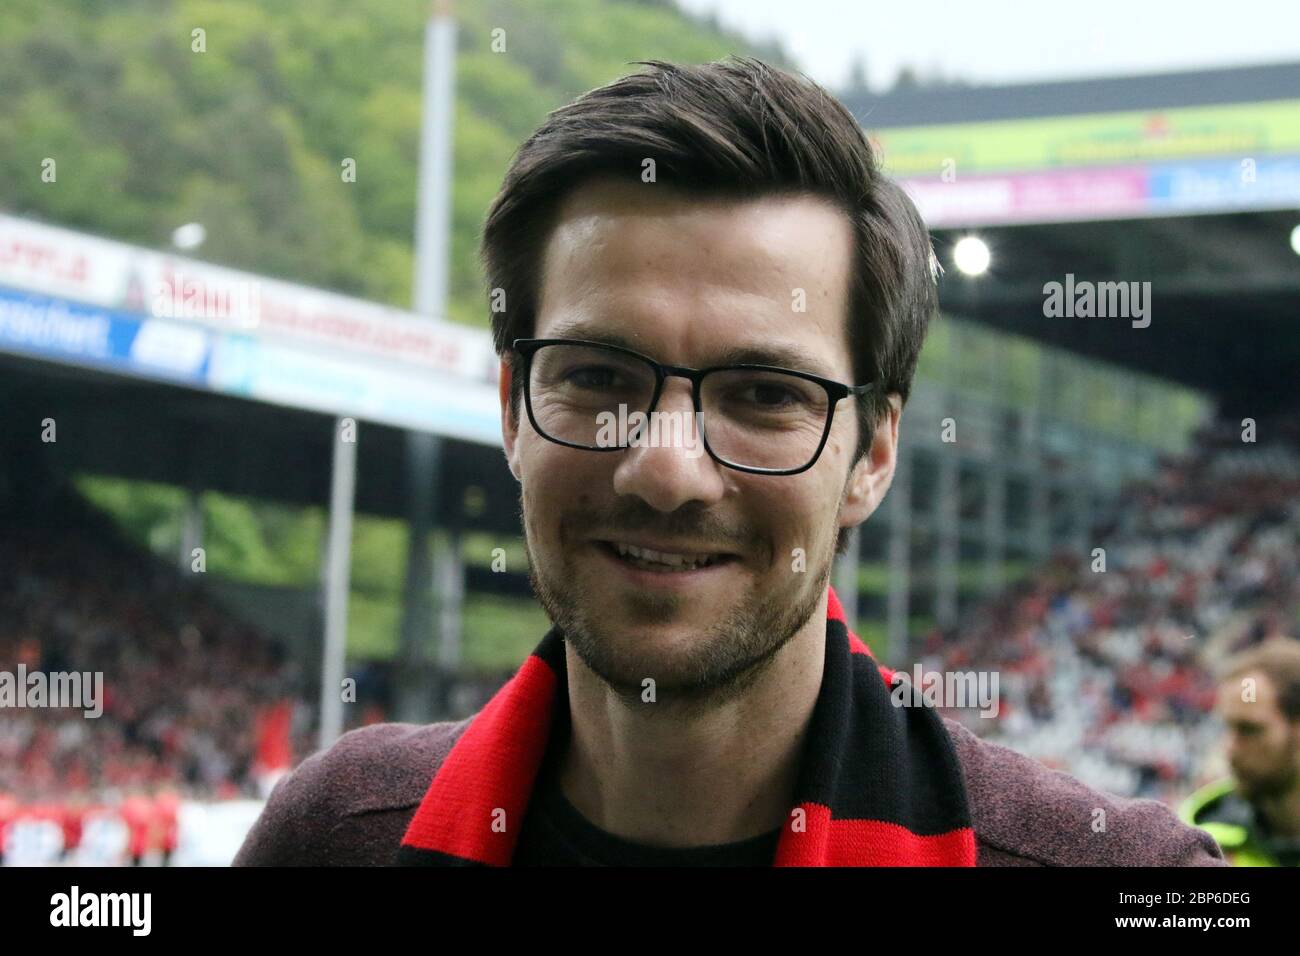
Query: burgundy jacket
233 716 1226 866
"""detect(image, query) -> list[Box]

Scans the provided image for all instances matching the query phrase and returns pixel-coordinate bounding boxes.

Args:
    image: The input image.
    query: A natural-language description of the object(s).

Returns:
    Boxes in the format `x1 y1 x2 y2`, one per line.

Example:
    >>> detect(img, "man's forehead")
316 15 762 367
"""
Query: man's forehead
536 179 856 378
551 175 844 226
544 179 850 270
1218 672 1280 712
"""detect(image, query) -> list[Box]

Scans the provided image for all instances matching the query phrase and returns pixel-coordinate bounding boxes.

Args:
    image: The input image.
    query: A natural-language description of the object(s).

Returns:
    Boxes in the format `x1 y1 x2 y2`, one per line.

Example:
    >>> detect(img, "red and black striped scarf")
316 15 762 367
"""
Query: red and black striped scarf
398 585 976 866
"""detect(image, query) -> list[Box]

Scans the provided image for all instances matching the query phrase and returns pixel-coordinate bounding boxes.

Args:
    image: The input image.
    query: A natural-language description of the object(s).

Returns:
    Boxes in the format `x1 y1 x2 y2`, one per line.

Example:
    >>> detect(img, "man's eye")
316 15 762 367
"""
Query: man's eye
565 366 619 388
727 379 814 409
744 384 799 406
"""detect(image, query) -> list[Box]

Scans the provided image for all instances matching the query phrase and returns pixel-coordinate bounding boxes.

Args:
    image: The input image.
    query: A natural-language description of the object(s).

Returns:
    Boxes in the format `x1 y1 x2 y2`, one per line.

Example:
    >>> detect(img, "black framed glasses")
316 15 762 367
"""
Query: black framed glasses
512 337 874 476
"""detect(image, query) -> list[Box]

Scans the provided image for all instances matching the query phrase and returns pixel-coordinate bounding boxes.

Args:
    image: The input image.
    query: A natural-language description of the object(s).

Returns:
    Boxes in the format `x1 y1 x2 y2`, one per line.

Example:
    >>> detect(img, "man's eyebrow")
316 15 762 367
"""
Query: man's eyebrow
709 342 835 378
542 320 837 378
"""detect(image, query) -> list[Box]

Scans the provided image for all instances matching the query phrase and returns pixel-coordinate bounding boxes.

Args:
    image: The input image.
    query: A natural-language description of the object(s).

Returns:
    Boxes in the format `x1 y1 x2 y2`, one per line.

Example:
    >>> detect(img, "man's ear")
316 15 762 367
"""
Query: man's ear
839 393 902 531
499 359 521 482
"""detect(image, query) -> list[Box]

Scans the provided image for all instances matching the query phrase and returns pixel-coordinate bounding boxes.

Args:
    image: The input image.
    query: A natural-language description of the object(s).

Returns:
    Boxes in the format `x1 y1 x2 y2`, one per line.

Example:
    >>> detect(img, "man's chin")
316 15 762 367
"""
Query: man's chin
568 632 721 695
531 550 831 705
565 621 792 705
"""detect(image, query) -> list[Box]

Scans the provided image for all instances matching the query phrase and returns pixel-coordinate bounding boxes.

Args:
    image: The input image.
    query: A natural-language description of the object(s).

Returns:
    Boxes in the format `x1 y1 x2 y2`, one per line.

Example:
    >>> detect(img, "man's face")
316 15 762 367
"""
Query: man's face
501 178 896 701
1216 673 1300 800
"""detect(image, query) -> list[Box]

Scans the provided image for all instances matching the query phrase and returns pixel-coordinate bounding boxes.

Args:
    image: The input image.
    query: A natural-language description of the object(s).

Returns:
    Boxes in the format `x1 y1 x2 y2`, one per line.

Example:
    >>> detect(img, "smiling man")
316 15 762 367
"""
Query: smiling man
235 57 1223 867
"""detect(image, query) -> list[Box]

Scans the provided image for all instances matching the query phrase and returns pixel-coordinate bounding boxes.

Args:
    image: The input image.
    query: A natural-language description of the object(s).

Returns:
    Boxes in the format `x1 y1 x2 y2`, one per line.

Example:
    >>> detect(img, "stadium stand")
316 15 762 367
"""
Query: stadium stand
932 418 1300 803
0 480 315 863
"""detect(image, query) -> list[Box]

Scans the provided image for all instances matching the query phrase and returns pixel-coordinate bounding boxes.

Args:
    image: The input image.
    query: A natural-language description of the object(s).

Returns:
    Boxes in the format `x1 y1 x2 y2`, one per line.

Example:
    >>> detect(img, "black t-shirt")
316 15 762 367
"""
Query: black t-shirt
513 728 783 867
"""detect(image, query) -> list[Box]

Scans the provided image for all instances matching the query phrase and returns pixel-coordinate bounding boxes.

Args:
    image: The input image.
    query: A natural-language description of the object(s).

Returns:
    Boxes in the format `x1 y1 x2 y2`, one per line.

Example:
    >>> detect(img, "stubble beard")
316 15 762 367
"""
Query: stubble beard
524 515 834 711
1236 753 1300 802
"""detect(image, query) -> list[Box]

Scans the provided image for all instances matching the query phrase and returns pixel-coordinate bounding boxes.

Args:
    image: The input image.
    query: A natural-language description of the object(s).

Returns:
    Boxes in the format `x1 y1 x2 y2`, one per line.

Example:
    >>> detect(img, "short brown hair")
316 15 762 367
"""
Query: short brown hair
1218 638 1300 721
481 57 938 556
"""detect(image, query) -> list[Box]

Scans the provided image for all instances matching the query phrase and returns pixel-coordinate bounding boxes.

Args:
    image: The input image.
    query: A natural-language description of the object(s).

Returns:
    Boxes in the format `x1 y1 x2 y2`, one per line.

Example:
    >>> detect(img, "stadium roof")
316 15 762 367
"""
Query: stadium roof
0 352 521 534
844 61 1300 419
844 61 1300 125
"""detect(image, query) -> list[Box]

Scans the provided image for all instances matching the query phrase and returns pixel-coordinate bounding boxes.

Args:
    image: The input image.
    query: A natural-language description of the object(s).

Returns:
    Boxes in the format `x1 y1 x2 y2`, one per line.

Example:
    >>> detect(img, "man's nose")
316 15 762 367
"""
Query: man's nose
611 378 726 512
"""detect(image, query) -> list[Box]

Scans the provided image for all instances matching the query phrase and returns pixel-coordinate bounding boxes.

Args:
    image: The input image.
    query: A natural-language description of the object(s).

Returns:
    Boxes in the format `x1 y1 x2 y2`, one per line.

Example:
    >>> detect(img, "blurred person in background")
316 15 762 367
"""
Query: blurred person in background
1181 639 1300 865
57 792 88 864
119 790 154 866
154 787 181 866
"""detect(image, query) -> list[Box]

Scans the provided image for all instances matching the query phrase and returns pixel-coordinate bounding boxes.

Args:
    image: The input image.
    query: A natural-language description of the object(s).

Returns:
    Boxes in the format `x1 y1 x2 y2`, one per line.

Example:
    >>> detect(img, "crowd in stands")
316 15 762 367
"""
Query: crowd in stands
0 487 312 861
927 419 1300 803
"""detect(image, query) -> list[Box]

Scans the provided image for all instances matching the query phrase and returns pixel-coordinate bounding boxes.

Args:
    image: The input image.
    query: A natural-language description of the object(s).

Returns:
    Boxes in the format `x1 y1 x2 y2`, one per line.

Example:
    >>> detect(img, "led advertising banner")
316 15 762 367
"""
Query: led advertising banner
873 99 1300 227
0 286 211 387
0 284 503 446
0 215 504 445
0 213 498 383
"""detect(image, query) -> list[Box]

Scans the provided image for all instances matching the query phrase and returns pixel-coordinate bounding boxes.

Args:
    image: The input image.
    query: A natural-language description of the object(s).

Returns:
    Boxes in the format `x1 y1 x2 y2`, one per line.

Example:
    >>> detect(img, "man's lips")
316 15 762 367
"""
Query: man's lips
591 538 741 571
591 541 741 586
592 538 738 567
